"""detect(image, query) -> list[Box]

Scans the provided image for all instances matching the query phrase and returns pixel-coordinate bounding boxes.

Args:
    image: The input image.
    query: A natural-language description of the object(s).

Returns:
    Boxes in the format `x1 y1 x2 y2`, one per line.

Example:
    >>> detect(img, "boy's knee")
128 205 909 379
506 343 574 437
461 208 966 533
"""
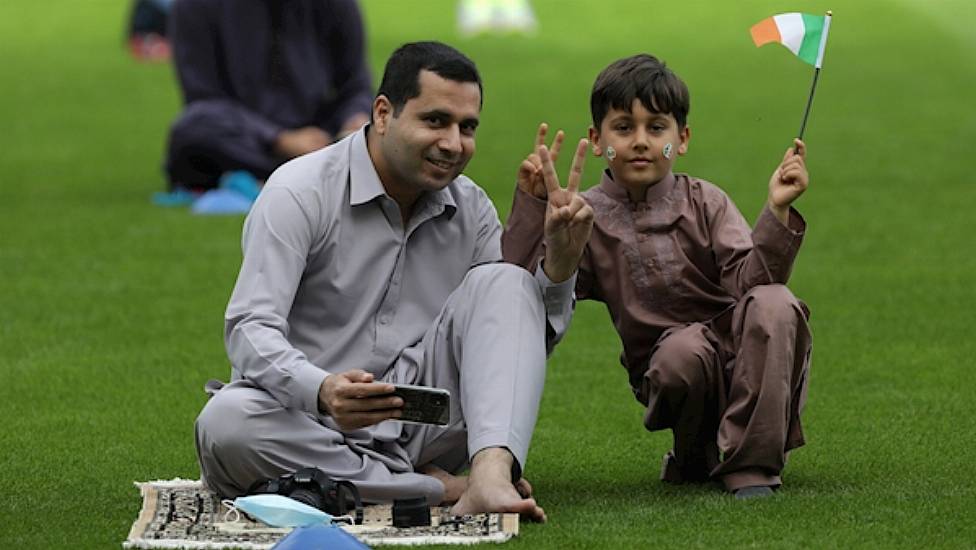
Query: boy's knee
646 325 714 395
743 284 801 323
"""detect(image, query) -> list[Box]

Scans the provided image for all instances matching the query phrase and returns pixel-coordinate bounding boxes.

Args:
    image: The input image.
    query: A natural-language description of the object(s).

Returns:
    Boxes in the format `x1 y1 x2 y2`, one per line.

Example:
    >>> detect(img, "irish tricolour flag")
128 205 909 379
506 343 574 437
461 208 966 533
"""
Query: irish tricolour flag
751 13 831 68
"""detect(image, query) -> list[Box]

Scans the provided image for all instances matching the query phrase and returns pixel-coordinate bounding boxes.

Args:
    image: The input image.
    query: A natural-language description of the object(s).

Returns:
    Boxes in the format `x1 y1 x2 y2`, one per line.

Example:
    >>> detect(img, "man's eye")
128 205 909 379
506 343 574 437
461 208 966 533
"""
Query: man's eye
461 124 477 136
425 116 444 126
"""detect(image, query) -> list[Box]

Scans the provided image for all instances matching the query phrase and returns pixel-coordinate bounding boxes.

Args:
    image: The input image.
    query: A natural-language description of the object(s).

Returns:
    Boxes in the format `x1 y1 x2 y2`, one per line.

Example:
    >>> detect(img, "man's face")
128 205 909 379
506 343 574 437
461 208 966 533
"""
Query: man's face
590 98 689 192
374 70 481 197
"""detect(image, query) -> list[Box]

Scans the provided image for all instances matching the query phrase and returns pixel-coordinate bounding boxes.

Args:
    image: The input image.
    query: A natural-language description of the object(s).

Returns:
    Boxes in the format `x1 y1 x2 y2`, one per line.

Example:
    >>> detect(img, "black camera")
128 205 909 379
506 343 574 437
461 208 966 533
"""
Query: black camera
247 467 363 524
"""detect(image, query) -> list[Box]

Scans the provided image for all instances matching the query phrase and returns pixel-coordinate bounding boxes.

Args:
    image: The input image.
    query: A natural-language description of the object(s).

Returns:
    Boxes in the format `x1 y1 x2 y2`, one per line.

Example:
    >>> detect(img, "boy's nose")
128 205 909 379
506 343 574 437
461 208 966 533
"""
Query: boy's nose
633 128 650 149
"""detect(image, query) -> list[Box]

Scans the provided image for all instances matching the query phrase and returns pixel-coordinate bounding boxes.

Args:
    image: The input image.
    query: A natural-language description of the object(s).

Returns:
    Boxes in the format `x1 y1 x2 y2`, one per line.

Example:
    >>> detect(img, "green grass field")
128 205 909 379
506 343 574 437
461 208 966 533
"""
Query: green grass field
2 0 975 547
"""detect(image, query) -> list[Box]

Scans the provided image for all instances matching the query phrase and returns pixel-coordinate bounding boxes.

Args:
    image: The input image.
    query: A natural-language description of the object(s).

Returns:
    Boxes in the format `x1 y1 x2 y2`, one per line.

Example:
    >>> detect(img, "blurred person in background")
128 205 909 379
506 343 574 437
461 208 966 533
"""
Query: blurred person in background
163 0 373 193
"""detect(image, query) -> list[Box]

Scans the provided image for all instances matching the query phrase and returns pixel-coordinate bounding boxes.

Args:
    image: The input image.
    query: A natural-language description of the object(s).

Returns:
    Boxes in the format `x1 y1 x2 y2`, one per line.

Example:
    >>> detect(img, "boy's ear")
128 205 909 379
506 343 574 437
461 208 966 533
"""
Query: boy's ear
588 126 602 156
372 96 393 135
677 125 691 156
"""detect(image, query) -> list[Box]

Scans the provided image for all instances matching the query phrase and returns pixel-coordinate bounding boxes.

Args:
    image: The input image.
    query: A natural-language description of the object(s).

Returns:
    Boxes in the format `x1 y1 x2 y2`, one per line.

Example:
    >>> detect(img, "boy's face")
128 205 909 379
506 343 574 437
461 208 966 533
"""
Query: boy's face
589 98 689 192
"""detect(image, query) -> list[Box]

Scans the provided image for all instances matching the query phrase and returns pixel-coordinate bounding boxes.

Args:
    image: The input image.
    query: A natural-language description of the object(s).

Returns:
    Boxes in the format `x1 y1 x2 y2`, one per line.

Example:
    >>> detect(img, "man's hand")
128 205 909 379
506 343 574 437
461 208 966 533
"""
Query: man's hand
274 126 333 159
540 138 594 283
517 123 565 199
318 369 402 431
768 138 809 225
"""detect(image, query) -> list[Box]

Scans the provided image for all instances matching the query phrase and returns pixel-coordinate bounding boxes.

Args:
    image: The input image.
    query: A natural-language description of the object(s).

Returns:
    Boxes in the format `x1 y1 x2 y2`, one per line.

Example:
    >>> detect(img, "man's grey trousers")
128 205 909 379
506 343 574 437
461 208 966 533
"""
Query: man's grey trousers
195 264 548 503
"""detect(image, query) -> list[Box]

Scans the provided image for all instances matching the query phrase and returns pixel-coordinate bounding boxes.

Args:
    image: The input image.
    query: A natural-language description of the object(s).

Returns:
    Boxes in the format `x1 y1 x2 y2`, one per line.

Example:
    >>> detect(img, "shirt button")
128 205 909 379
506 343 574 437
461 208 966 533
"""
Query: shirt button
379 315 391 325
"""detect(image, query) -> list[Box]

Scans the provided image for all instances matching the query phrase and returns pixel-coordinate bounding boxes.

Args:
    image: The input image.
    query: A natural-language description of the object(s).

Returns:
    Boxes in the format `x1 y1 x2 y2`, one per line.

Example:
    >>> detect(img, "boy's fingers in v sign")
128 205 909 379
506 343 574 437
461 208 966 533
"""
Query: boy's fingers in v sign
521 123 565 198
538 138 587 203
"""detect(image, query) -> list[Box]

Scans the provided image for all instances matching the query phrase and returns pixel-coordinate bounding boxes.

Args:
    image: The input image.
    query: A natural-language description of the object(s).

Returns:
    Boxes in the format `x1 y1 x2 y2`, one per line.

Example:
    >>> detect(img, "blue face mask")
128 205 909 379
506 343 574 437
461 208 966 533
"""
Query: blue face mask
231 494 334 527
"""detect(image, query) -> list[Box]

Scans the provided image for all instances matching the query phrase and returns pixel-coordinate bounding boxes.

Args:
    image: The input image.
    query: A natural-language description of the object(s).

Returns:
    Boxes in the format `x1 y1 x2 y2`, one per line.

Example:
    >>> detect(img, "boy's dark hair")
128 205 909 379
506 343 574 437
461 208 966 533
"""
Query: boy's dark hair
375 41 483 118
590 54 690 129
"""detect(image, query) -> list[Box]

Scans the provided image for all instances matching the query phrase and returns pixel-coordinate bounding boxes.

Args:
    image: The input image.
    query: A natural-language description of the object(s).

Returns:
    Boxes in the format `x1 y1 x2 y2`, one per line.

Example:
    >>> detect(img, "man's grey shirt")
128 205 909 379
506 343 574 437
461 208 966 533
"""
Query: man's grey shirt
224 128 575 417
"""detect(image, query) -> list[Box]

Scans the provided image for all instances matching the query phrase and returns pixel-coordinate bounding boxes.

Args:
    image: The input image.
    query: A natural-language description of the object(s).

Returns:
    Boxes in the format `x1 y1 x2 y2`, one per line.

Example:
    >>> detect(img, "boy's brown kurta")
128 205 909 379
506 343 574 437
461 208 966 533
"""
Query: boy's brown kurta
502 170 812 491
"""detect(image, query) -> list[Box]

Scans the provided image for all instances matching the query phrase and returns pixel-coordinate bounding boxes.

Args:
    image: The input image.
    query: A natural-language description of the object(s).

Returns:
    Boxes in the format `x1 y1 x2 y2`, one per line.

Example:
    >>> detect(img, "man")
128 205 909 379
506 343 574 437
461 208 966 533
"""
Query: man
195 41 593 521
164 0 372 189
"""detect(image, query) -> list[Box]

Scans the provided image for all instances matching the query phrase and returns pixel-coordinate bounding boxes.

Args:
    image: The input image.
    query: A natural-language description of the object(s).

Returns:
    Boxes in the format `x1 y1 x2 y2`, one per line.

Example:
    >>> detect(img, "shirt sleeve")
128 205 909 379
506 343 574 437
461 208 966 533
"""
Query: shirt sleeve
501 186 546 272
534 264 577 355
224 186 329 415
320 0 373 131
710 193 806 298
169 0 282 145
472 187 503 266
500 186 581 352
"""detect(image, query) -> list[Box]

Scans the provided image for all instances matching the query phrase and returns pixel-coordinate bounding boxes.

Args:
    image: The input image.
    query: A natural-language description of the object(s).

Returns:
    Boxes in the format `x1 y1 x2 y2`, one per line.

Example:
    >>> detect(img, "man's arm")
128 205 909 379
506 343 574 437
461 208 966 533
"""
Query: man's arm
224 186 327 414
225 181 403 429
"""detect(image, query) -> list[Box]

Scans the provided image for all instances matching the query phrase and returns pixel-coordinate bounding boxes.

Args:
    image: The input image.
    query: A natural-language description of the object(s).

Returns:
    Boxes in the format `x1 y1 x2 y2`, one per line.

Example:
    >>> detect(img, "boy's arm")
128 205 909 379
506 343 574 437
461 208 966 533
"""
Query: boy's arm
502 187 547 272
767 139 810 225
502 122 563 272
712 140 809 295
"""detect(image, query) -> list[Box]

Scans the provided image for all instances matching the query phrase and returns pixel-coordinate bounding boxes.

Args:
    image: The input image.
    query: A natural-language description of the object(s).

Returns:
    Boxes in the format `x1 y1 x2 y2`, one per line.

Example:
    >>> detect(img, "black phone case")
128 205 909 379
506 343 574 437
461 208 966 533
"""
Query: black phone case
391 385 450 426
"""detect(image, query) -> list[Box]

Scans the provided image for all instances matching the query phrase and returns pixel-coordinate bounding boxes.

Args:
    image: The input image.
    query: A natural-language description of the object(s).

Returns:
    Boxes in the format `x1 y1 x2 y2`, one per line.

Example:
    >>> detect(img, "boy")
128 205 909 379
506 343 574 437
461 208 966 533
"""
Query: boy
502 54 812 499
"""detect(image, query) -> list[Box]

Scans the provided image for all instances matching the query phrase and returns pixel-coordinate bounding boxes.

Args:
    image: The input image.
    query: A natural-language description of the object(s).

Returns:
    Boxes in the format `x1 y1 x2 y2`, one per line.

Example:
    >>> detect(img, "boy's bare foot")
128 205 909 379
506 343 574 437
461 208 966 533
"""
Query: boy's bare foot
450 447 546 522
418 464 468 504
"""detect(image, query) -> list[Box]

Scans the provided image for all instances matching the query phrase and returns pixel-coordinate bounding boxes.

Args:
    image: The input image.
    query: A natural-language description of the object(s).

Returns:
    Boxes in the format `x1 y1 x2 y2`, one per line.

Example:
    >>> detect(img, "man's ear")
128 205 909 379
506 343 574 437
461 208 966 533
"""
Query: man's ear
372 96 393 135
588 126 603 157
677 125 691 156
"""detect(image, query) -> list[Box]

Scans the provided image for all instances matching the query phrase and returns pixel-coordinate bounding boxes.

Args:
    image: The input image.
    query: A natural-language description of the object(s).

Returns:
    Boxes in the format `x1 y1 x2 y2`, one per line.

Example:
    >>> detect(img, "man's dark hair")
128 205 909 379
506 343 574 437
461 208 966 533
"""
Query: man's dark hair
376 41 482 117
590 54 689 129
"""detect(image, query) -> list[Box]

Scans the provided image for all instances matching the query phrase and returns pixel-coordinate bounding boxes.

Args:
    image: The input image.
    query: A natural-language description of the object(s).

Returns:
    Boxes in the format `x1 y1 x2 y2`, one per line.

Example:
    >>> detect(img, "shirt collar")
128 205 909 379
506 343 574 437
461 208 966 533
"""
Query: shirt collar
347 126 458 217
598 169 676 204
349 127 387 206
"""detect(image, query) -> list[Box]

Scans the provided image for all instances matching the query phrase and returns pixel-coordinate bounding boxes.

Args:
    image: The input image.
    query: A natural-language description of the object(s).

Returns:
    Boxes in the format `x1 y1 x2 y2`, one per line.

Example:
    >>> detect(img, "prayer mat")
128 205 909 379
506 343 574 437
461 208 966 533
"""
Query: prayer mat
124 479 519 548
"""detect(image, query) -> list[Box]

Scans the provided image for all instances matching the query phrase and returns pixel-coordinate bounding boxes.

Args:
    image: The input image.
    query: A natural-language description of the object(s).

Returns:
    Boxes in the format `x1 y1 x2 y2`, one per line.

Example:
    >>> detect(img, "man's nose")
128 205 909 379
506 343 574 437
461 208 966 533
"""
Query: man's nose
438 125 463 155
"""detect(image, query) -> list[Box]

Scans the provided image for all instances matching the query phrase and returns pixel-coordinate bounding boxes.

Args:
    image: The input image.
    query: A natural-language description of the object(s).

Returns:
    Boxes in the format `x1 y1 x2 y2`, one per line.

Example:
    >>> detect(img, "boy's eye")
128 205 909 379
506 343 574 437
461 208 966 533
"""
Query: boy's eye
614 123 631 132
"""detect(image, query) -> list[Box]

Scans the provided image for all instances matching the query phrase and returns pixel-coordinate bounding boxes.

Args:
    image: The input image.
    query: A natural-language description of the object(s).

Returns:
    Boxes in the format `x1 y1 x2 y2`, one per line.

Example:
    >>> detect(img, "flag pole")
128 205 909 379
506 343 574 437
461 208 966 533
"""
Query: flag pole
796 10 831 150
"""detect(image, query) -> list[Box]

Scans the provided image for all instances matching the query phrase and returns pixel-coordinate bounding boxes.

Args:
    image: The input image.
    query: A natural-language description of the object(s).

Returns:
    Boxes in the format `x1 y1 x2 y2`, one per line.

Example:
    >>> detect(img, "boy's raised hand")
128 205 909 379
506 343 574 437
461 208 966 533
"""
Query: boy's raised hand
518 123 565 199
539 138 594 283
768 138 810 225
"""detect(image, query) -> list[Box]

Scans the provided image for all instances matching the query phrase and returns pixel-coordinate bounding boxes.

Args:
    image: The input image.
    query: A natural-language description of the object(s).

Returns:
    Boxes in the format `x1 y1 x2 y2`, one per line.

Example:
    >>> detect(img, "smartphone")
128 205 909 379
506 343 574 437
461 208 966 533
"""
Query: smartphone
389 384 451 426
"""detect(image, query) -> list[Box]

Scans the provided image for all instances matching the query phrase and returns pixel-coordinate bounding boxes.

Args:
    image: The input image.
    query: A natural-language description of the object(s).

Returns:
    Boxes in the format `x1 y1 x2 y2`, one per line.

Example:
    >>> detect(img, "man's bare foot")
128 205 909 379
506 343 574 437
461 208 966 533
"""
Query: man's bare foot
515 477 533 498
450 448 546 522
418 464 468 504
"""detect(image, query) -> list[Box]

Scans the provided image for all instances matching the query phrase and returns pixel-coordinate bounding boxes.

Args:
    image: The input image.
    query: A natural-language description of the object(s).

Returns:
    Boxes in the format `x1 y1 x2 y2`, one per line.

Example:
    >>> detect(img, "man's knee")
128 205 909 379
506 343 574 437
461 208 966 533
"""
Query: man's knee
466 262 534 286
196 387 266 460
463 263 541 304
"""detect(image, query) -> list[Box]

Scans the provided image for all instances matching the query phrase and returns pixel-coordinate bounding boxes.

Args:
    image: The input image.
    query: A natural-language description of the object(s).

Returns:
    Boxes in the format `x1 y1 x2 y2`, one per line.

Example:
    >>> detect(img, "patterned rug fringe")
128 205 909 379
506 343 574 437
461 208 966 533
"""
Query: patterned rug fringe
125 479 518 548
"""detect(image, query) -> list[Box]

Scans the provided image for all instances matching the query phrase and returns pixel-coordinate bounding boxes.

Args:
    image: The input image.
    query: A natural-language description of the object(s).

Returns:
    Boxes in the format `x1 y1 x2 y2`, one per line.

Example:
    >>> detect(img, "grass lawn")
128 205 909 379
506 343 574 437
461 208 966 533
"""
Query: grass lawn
2 0 975 547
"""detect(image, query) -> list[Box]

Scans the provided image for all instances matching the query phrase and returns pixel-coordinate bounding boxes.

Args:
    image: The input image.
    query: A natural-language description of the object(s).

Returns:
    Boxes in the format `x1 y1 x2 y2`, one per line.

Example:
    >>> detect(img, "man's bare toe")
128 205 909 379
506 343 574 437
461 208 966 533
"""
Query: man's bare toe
515 478 533 498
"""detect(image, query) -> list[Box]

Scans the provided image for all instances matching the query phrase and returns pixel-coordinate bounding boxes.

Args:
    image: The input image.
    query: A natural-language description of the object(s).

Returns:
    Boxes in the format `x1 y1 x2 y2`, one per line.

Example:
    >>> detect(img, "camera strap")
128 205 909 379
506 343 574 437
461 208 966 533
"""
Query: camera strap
333 480 364 525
